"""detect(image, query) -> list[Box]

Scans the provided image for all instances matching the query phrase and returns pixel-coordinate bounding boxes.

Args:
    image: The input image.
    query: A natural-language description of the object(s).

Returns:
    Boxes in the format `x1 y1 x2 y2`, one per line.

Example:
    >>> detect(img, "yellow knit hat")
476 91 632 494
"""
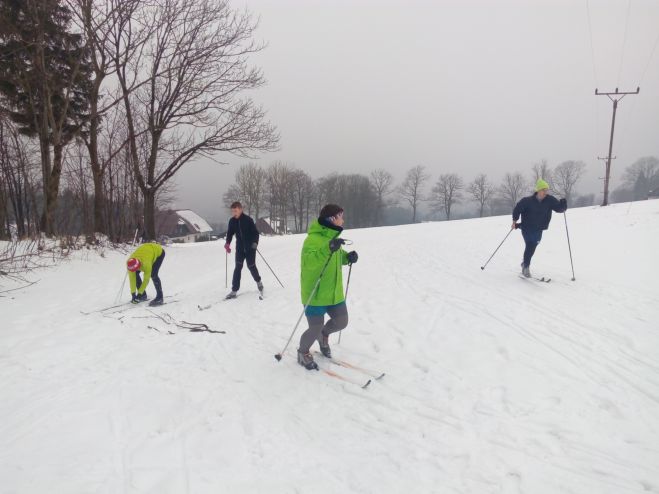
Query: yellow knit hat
535 179 550 192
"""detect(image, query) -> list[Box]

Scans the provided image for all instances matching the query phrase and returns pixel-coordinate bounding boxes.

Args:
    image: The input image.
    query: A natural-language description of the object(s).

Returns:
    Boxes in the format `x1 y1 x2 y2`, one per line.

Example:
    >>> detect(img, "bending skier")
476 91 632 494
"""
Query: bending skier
224 201 263 299
127 242 166 306
512 179 567 278
297 204 358 370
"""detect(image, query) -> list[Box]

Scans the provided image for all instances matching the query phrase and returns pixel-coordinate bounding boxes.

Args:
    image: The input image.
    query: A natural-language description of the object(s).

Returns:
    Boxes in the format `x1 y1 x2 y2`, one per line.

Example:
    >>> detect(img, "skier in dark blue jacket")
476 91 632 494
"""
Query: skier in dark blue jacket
224 201 263 299
512 179 567 278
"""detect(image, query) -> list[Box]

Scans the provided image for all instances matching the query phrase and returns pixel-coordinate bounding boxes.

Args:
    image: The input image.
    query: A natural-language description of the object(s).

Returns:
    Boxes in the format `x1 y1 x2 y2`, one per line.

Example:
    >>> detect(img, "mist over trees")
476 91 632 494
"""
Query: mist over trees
220 155 613 233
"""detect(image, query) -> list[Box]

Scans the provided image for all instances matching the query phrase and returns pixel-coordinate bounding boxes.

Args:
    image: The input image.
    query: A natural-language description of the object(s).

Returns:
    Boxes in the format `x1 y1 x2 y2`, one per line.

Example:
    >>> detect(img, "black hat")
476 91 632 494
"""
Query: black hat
319 204 343 219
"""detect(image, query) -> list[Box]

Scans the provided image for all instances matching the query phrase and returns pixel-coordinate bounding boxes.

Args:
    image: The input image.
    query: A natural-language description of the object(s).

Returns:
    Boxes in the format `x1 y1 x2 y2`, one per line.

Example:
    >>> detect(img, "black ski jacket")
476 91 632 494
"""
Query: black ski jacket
226 214 260 251
513 193 567 232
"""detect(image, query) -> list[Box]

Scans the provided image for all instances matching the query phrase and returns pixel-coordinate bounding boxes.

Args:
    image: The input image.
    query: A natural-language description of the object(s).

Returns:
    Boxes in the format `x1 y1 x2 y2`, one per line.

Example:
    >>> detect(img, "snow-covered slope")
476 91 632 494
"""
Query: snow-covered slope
1 200 658 494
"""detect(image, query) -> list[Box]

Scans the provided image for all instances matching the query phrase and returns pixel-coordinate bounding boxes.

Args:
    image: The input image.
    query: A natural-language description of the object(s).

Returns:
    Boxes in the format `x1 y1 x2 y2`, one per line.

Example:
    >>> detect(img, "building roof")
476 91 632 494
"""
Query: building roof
156 209 213 238
176 209 213 233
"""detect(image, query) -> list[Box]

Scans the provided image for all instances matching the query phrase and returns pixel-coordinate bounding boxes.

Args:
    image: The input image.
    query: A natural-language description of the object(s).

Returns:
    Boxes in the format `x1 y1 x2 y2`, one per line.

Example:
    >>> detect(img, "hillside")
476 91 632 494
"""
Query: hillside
1 200 658 494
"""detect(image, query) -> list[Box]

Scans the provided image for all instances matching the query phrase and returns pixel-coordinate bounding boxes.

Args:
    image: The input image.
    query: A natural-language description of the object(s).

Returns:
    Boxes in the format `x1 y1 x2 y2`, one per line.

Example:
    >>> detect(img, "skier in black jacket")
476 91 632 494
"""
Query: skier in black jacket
512 179 567 278
224 201 263 299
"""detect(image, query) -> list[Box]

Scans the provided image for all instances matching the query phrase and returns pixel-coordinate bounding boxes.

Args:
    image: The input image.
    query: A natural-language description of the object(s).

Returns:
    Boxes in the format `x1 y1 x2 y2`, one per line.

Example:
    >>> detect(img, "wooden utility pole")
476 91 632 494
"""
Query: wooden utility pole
595 87 639 206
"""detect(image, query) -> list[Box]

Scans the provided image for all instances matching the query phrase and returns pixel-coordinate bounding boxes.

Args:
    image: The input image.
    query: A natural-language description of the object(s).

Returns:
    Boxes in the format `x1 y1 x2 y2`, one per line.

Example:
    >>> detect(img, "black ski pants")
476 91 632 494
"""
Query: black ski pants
136 250 165 299
522 230 543 268
232 246 261 292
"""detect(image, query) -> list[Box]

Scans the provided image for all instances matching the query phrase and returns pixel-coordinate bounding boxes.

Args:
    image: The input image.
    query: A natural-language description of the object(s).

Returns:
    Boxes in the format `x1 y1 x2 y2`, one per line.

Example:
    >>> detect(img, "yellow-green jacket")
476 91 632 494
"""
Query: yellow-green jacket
300 220 349 306
128 243 164 294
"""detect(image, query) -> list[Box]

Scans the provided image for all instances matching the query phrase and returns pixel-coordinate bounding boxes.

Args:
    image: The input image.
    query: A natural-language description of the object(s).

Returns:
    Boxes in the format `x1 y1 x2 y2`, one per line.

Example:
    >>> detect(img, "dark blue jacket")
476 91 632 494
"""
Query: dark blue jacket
226 214 260 251
513 193 567 231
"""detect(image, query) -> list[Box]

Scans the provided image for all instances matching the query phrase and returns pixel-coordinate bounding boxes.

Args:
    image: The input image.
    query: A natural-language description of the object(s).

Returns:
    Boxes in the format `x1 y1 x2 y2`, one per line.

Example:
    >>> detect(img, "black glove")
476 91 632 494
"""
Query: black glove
329 238 345 252
559 198 567 209
251 242 258 250
347 251 358 264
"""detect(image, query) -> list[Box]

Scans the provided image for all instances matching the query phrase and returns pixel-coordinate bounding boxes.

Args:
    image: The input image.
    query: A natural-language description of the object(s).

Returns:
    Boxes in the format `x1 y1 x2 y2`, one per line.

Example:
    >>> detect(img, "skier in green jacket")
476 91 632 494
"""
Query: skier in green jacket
297 204 358 370
127 242 166 306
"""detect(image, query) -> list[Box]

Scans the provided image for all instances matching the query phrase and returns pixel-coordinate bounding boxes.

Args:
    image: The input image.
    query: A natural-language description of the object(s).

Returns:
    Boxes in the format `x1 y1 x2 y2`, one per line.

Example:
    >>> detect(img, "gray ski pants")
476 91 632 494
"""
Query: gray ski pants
298 303 349 353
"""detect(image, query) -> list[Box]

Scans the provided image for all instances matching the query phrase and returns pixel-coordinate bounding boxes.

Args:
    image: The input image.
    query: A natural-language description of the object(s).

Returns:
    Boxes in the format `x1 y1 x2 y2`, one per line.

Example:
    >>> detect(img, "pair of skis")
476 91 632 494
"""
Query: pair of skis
519 275 551 283
81 296 177 315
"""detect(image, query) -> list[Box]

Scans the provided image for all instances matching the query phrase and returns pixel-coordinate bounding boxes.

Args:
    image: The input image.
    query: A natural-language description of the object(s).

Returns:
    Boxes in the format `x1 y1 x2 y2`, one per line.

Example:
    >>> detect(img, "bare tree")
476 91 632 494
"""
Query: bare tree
0 116 40 238
66 0 152 237
223 162 267 218
289 168 314 233
398 165 429 223
112 0 278 239
266 161 293 233
621 156 659 199
531 159 553 187
467 173 494 217
552 160 586 202
431 173 463 220
499 172 527 208
370 169 393 226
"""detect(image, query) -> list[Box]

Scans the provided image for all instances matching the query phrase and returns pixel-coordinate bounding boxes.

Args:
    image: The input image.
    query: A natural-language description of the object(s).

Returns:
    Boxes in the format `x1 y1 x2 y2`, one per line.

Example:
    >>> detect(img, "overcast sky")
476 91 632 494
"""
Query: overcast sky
173 0 659 223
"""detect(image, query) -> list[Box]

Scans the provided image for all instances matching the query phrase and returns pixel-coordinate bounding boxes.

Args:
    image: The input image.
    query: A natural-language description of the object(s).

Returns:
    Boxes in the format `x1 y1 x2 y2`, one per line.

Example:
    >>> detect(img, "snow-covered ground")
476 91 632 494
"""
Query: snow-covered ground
1 200 658 494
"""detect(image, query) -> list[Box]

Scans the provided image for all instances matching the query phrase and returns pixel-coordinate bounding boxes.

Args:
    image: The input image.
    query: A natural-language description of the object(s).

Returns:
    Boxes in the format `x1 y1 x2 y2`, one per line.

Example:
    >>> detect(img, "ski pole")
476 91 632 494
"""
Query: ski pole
480 228 514 270
257 248 285 288
563 212 576 281
274 252 335 362
115 227 139 303
337 263 353 345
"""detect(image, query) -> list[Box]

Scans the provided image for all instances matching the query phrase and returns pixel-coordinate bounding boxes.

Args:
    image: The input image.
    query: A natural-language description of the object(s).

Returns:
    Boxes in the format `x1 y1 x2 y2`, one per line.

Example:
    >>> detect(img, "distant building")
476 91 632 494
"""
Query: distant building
156 209 213 243
258 216 287 234
648 189 659 200
255 217 277 235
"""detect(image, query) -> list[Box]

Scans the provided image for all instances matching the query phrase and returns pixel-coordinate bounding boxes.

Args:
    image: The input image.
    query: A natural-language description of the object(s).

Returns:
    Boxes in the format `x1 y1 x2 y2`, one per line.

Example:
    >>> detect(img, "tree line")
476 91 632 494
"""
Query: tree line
223 158 617 232
0 0 277 241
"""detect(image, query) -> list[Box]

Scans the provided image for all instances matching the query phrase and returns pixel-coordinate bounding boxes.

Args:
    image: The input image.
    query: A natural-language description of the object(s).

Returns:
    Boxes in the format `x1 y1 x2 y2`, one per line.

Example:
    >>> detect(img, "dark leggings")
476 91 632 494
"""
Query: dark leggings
232 246 261 292
136 250 165 298
299 303 349 353
522 230 542 267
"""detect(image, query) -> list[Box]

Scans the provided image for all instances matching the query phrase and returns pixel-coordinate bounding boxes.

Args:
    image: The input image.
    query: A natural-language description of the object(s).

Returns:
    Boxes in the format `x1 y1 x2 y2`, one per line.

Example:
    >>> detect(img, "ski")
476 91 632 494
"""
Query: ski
314 352 385 380
316 364 371 389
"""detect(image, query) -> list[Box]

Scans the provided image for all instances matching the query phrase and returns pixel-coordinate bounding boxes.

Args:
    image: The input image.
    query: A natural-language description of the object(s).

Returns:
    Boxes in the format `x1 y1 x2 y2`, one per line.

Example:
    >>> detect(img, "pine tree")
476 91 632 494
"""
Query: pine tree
0 0 92 235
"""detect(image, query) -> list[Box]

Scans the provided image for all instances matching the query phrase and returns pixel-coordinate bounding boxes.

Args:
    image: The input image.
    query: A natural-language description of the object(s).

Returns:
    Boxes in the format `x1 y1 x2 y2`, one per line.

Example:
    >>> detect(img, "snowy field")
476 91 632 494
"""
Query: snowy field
1 200 658 494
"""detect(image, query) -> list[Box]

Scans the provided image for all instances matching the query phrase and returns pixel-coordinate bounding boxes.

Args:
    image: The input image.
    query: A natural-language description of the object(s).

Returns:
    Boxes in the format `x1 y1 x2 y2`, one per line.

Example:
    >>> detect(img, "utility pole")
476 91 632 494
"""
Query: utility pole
595 87 639 206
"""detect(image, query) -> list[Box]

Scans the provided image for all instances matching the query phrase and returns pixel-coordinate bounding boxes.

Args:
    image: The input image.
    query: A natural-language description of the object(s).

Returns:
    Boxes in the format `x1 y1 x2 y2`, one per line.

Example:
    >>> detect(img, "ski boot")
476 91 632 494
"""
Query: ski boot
225 291 238 300
297 350 318 370
318 332 332 358
148 296 163 307
522 265 531 278
257 281 264 294
138 292 148 302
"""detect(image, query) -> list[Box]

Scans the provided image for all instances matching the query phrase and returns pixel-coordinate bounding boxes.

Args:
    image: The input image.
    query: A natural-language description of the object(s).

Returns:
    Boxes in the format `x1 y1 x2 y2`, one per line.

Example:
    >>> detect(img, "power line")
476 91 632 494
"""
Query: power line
639 29 659 85
617 0 633 87
585 0 599 86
